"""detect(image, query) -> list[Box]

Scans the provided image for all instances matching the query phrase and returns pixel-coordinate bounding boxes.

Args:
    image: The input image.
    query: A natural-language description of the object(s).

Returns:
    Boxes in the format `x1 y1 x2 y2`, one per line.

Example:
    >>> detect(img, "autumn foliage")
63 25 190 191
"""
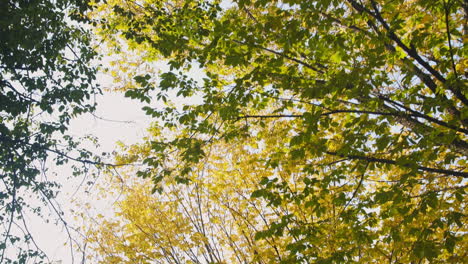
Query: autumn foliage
83 0 467 263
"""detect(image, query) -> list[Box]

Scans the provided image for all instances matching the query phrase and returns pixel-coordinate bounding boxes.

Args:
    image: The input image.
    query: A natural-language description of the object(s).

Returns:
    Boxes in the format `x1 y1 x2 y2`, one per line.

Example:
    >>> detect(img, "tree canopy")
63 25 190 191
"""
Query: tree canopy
85 126 294 263
0 0 100 262
82 0 467 263
1 0 466 262
87 119 465 263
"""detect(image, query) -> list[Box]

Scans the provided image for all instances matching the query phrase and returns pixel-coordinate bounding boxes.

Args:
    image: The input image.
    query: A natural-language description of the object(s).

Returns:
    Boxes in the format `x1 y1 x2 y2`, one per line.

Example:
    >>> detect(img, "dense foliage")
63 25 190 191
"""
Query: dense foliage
88 0 466 262
0 0 99 262
85 128 294 263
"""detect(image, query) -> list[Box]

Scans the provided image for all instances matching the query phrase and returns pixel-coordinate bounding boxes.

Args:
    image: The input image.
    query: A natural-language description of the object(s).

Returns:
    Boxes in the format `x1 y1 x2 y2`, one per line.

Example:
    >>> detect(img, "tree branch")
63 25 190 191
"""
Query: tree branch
378 95 468 134
367 0 468 106
444 0 459 79
232 40 324 73
0 183 16 263
325 151 468 178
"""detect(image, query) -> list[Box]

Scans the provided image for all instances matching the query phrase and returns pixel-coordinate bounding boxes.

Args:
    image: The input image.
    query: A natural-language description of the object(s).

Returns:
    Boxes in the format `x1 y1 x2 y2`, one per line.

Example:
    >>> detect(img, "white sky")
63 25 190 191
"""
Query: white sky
28 59 206 263
28 83 152 263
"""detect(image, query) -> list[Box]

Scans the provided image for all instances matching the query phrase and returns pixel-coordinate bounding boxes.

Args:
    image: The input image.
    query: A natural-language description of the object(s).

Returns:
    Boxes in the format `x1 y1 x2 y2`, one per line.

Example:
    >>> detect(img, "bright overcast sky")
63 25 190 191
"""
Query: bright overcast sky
29 76 152 263
30 58 206 262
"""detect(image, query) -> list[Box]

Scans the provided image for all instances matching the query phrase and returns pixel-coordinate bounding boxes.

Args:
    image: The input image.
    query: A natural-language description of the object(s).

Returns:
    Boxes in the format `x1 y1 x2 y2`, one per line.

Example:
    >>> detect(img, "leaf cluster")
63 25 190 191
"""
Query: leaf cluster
89 0 467 262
